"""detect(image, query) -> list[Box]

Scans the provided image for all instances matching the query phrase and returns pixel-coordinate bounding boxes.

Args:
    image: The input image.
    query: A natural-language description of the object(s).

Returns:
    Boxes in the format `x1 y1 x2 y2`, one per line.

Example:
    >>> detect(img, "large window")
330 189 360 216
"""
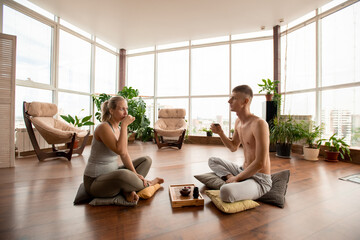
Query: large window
278 1 360 148
320 2 360 147
191 45 229 96
321 3 360 87
58 30 91 93
3 6 52 84
232 40 273 93
127 54 154 97
95 47 117 94
157 50 189 97
3 1 118 130
281 23 316 92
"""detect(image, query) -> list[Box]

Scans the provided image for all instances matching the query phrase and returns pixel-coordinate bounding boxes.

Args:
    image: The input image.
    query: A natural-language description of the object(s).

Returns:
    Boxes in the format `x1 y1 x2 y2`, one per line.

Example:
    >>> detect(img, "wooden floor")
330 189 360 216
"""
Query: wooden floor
1 142 360 240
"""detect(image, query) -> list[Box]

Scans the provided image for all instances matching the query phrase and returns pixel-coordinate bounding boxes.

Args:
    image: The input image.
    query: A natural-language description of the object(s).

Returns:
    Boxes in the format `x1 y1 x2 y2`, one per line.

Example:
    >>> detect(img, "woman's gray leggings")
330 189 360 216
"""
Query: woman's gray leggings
84 156 152 198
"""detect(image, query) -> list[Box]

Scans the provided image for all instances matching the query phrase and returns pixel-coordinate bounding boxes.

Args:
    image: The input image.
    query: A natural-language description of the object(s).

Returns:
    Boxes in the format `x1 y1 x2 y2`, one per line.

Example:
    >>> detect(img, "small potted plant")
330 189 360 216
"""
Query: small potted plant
324 133 351 162
201 128 213 137
60 109 94 148
230 128 235 138
258 78 280 101
60 109 94 128
302 122 324 161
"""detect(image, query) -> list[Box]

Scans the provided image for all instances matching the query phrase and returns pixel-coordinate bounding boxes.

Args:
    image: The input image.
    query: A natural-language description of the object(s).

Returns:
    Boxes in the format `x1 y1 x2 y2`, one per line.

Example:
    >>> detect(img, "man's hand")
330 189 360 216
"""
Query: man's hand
210 123 223 135
226 175 238 183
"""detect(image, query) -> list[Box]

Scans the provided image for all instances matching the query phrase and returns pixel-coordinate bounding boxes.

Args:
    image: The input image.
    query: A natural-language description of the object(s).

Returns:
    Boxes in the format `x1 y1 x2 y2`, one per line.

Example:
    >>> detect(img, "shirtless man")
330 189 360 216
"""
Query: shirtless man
209 85 272 202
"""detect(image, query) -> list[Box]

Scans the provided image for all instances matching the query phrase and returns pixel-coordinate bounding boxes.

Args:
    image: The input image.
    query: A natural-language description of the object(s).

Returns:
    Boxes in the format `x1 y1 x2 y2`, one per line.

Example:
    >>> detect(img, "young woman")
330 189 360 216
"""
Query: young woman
83 96 164 203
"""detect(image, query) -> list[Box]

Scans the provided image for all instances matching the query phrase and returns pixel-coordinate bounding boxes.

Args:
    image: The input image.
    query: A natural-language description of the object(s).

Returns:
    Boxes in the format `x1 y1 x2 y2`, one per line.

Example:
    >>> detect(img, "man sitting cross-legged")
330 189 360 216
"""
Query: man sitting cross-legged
208 85 272 202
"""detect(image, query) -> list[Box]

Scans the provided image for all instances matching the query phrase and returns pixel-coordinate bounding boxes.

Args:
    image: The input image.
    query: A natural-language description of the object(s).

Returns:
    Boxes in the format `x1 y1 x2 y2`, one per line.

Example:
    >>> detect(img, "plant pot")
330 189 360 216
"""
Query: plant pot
206 132 213 137
276 143 292 158
325 150 339 162
303 146 320 161
66 139 80 149
265 94 273 101
128 132 136 143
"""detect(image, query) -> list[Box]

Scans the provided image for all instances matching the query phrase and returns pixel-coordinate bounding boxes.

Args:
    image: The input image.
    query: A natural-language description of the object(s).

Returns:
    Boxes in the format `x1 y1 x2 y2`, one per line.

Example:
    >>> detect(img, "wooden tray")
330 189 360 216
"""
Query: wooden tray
169 184 204 208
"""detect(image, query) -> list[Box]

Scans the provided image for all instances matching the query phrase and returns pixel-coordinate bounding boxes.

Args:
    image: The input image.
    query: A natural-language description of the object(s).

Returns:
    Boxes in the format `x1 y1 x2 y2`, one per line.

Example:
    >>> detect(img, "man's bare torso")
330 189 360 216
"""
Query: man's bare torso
235 115 271 174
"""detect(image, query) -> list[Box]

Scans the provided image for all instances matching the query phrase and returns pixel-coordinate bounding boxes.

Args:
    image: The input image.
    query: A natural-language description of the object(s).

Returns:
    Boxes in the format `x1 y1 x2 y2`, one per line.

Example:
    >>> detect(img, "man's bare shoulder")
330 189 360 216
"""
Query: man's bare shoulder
251 117 269 133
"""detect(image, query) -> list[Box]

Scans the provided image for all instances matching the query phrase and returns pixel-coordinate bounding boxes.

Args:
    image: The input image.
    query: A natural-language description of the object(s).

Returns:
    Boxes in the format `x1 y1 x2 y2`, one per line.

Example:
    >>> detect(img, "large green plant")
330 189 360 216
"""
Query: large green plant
270 116 304 144
92 87 152 141
324 133 351 160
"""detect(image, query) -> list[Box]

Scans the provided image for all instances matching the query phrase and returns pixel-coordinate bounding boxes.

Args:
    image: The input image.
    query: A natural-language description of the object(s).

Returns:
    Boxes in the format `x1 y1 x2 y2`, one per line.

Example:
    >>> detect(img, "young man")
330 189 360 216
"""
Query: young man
209 85 272 202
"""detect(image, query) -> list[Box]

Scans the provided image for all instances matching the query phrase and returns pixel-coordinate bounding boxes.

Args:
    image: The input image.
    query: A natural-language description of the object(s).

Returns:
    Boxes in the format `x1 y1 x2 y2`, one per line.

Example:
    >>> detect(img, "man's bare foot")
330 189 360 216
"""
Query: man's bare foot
124 191 139 203
148 177 164 186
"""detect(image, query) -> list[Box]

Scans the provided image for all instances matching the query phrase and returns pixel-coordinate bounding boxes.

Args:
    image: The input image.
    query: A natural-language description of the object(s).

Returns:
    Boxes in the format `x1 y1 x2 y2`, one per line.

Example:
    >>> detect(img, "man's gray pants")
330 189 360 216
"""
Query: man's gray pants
208 157 272 202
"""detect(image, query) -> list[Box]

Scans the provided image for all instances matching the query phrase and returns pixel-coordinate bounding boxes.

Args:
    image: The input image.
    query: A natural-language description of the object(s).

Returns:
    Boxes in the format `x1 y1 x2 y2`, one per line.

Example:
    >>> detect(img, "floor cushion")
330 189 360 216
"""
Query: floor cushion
205 190 259 213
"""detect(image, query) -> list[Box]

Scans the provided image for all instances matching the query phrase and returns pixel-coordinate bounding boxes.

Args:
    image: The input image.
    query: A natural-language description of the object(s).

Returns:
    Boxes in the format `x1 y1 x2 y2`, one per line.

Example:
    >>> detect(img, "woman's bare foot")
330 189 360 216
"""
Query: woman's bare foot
123 191 139 203
148 177 164 186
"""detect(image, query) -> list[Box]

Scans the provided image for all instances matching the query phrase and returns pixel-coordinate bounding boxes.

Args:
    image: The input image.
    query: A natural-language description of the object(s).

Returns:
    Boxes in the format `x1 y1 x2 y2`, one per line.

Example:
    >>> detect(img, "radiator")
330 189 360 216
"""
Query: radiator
15 128 52 156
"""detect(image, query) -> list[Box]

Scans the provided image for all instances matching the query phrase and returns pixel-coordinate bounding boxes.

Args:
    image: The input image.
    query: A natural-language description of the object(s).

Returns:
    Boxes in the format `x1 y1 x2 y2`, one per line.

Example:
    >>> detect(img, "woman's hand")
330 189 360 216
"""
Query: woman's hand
210 123 223 135
137 173 148 187
121 115 135 127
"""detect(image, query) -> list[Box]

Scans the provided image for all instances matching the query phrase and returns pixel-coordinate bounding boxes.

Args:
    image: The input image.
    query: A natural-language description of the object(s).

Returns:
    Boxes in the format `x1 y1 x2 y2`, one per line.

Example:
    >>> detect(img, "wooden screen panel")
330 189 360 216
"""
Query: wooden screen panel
0 33 16 168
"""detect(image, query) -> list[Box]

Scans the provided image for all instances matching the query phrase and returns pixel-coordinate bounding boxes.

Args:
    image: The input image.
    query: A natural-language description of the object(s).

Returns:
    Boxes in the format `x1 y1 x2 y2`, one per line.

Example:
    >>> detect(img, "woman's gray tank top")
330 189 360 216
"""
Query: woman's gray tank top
84 124 119 178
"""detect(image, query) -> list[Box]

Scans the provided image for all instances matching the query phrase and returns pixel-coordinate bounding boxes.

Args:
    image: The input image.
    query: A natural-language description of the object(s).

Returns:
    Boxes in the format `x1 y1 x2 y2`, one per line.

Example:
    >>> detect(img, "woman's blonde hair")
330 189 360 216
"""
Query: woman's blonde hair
101 96 126 122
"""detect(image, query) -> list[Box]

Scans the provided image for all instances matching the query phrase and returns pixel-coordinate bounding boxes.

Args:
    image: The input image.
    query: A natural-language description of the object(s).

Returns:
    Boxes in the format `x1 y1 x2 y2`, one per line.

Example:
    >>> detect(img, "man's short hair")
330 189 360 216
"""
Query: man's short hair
232 85 253 99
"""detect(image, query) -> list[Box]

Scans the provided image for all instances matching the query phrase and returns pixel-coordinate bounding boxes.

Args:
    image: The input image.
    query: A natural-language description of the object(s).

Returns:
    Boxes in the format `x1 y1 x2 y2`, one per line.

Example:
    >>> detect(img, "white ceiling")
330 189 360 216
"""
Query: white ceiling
28 0 332 50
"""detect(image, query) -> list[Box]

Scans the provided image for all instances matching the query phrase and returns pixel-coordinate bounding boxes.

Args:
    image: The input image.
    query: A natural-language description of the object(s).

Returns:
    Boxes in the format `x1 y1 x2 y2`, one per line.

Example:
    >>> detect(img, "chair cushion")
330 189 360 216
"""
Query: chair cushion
158 108 186 118
26 101 58 117
154 119 186 137
205 190 260 214
31 117 88 144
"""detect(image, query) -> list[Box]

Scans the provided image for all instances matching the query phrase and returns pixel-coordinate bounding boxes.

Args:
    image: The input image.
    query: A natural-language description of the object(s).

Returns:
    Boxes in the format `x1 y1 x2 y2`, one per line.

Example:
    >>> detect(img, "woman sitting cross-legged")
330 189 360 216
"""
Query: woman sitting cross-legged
83 96 164 203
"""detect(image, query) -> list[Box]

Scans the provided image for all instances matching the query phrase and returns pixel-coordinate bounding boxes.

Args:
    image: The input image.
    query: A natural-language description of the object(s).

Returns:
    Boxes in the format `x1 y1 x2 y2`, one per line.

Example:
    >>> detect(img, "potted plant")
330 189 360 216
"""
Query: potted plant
60 109 94 148
324 133 351 162
92 86 152 142
258 79 280 101
270 116 303 158
201 128 213 137
230 128 235 138
60 110 95 128
301 122 324 161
